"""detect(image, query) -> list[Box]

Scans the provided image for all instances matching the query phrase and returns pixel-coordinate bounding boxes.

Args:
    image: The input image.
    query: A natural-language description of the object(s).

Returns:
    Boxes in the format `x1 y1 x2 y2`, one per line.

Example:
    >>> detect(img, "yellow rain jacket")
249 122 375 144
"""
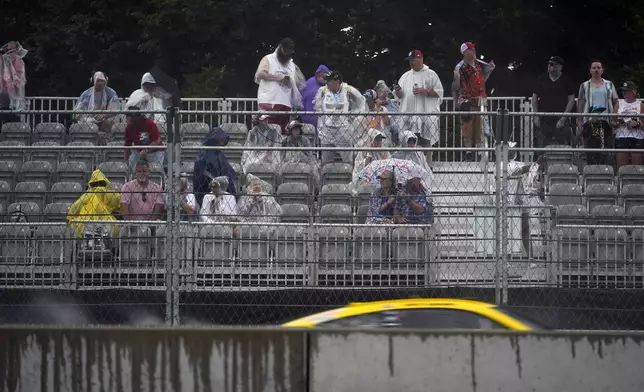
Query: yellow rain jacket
67 170 121 237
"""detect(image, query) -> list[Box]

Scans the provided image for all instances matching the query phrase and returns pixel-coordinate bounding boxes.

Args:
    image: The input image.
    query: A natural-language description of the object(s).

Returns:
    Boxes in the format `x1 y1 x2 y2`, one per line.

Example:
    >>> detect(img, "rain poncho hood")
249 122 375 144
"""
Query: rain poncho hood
194 127 237 206
301 64 330 125
241 123 282 175
352 128 392 182
237 174 283 223
75 71 119 118
0 41 27 110
66 169 120 238
210 176 230 194
126 73 171 123
393 130 431 173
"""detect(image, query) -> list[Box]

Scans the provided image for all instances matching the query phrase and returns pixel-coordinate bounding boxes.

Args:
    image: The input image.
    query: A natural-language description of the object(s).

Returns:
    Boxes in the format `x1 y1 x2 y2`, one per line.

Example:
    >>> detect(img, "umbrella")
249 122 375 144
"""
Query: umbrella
149 65 181 107
350 158 434 194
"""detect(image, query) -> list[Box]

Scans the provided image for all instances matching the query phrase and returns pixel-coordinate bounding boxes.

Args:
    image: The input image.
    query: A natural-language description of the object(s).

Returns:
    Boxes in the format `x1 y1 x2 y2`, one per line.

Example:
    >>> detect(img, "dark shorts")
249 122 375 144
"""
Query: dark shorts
614 137 644 149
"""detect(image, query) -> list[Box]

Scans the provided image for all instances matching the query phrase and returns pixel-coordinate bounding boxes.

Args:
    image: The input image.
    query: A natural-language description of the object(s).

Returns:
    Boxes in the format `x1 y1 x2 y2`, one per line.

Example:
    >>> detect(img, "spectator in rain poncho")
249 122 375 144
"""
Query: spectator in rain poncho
164 176 198 222
375 80 402 145
0 41 27 110
75 71 119 144
199 176 237 223
241 114 282 175
67 169 121 238
300 64 330 126
354 89 393 147
193 127 237 207
126 72 171 124
352 129 392 183
237 174 282 223
315 70 365 165
393 131 431 173
281 120 321 187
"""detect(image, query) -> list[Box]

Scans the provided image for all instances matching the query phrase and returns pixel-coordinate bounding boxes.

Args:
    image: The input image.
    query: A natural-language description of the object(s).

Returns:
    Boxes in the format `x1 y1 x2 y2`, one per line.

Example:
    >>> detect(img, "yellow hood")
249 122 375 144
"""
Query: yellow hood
88 169 111 188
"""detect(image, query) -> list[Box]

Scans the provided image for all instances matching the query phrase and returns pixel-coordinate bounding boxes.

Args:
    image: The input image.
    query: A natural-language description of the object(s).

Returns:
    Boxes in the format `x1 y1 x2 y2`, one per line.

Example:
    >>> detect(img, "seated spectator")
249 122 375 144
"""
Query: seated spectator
282 120 320 186
74 71 119 144
120 160 165 221
353 129 392 182
165 176 198 222
237 174 282 223
395 177 433 224
241 114 282 175
67 169 121 237
393 130 431 172
194 127 237 208
580 105 612 165
124 106 165 176
366 170 397 224
200 176 237 223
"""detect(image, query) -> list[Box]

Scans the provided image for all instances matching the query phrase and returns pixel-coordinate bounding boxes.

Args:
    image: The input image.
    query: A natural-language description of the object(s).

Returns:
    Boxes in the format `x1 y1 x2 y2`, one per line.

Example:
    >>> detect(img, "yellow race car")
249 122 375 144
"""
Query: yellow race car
282 298 544 331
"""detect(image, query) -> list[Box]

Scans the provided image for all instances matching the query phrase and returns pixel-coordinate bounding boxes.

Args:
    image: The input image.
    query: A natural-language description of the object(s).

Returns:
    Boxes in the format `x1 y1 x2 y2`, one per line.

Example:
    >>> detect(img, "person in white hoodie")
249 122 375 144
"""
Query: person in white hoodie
393 49 444 163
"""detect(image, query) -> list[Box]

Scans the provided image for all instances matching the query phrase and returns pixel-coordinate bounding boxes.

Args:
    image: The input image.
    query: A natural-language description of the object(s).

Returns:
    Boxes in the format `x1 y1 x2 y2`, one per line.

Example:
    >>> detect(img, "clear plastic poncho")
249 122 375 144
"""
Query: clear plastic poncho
237 174 282 223
0 41 27 110
126 73 172 124
241 123 282 175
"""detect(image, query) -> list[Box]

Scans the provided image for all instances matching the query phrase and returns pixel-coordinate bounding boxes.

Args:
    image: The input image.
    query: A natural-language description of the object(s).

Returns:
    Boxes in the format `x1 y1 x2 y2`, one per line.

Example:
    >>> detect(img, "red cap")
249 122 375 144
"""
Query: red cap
405 50 423 60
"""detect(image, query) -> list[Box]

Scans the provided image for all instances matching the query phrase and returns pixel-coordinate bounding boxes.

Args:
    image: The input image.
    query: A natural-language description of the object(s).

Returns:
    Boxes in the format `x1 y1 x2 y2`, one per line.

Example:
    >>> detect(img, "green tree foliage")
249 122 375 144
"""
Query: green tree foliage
2 0 643 98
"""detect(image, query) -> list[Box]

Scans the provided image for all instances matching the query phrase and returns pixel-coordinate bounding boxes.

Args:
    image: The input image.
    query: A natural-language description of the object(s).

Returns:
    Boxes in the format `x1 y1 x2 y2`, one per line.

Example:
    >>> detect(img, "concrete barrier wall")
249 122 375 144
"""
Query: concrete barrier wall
309 330 644 392
2 327 644 392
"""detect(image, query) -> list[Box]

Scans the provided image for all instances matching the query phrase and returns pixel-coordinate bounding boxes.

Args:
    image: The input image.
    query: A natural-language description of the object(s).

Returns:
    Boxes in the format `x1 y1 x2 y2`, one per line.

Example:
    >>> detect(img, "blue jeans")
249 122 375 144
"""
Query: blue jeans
128 151 165 176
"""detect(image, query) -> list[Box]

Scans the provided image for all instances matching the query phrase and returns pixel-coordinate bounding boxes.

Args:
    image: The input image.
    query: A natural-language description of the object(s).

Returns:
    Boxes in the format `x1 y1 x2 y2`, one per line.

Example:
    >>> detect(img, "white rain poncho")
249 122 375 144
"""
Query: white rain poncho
126 73 172 124
397 64 444 146
237 174 282 223
352 129 392 183
314 82 366 147
393 131 431 173
0 41 27 110
75 71 119 123
199 176 237 223
254 50 306 109
281 122 321 187
241 122 282 175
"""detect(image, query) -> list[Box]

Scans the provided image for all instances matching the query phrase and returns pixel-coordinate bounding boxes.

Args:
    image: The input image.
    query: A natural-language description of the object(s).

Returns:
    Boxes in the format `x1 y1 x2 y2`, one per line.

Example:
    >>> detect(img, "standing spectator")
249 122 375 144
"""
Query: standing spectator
254 38 306 134
0 41 27 110
531 56 576 148
613 81 644 168
395 177 433 224
357 89 392 142
241 114 282 175
577 61 619 135
393 49 444 163
120 160 165 221
375 80 401 145
193 128 237 207
126 72 170 124
452 42 495 161
314 70 365 165
75 71 119 144
123 106 165 176
581 105 612 165
199 176 238 223
300 64 330 126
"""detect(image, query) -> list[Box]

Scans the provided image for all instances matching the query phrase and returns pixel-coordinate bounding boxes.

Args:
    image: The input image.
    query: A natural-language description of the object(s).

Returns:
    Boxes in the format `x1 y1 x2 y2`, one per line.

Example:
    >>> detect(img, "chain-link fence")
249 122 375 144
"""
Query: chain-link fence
0 107 643 329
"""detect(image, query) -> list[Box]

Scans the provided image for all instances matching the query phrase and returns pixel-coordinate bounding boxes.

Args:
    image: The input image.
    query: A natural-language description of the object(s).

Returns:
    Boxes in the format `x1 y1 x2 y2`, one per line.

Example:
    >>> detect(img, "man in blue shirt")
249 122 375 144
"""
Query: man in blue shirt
395 177 433 224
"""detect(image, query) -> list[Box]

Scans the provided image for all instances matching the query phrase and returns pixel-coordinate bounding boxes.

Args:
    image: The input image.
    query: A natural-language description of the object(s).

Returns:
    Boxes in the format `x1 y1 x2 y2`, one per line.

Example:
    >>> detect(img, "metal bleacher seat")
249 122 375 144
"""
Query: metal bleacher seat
149 162 165 185
111 123 126 143
354 226 388 265
280 203 310 223
237 225 272 263
544 145 574 167
355 204 370 224
34 225 72 265
0 141 26 168
219 123 248 145
617 165 644 190
319 204 352 223
51 182 83 204
222 142 243 165
582 165 614 189
29 141 61 169
548 183 582 207
628 205 644 225
102 142 125 163
34 122 65 144
546 164 579 190
322 163 353 186
556 227 591 282
65 141 96 170
273 225 307 266
280 162 314 189
317 226 351 273
621 184 644 213
391 227 427 269
196 226 234 266
56 161 88 184
277 182 310 205
245 162 277 189
355 184 376 207
594 228 628 277
180 142 201 163
632 229 644 275
320 184 351 207
118 225 152 267
0 181 10 210
0 161 18 188
0 225 31 262
19 161 53 188
97 161 129 185
301 123 317 146
591 205 625 225
15 181 47 211
555 204 588 225
43 202 72 222
180 122 210 142
0 122 31 144
69 122 99 143
585 184 618 212
7 202 41 222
